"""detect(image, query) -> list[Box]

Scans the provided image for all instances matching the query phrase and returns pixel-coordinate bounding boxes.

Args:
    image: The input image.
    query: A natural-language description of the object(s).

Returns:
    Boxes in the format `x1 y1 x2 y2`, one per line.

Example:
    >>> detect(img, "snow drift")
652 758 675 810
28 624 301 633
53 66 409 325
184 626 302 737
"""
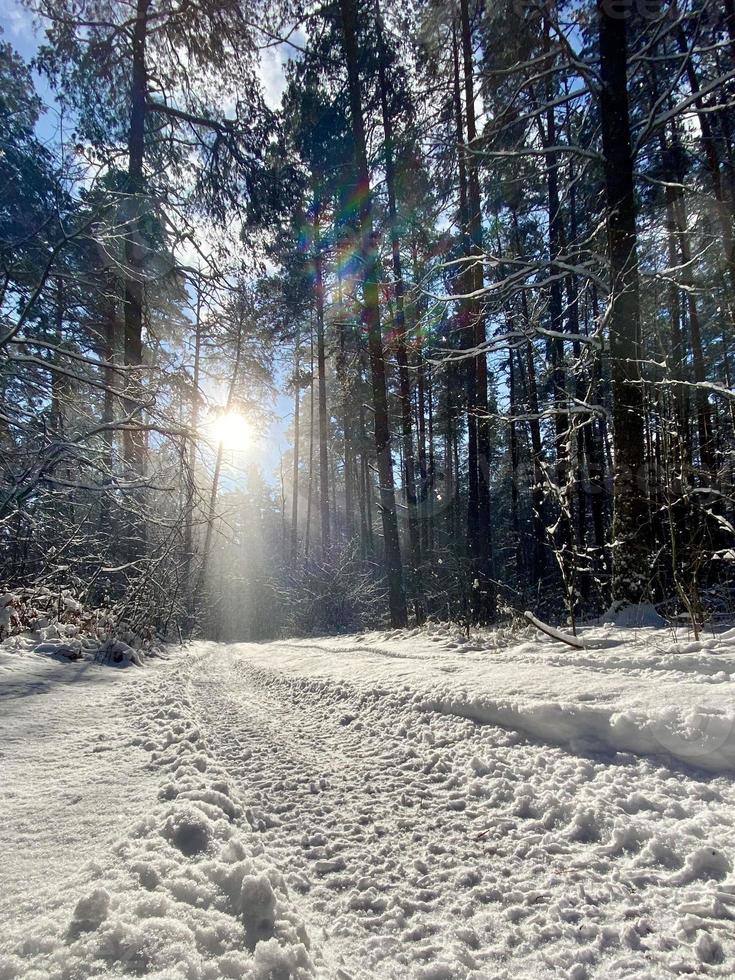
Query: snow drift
230 622 735 774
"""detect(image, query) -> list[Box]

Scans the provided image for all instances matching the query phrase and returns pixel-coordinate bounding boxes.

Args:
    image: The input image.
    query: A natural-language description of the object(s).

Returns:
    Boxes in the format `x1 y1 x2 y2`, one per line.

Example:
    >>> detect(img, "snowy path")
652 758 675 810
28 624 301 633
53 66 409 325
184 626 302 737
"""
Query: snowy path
3 624 735 978
183 628 735 978
0 645 158 925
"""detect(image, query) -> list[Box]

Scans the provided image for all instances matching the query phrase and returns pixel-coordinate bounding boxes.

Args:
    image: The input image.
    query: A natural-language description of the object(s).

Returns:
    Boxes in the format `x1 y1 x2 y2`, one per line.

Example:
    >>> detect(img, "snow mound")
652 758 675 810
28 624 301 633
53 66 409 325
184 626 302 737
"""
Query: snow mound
0 588 157 667
601 602 667 629
232 623 735 773
420 689 735 773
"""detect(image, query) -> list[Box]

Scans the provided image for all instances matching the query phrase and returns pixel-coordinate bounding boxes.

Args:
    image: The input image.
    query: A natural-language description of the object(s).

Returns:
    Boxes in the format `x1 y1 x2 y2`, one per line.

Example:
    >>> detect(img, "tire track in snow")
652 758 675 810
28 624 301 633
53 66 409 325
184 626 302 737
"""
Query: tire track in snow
230 635 735 774
186 642 735 979
187 647 503 978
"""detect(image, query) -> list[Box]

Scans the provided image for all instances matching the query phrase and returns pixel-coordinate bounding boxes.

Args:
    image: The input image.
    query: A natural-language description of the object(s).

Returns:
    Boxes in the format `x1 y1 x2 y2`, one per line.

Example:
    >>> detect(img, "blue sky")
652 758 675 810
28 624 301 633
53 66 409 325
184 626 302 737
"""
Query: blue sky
1 0 62 144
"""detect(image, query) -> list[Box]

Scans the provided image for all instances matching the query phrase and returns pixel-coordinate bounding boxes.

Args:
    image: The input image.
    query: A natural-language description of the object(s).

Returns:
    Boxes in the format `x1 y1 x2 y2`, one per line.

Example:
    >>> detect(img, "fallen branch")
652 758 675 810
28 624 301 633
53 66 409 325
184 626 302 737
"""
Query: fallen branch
524 611 622 650
524 610 587 648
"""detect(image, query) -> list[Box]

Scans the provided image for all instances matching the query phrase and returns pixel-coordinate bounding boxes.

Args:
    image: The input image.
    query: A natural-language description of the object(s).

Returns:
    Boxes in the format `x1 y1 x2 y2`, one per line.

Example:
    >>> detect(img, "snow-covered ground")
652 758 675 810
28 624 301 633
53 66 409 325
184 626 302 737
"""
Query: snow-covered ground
2 619 735 978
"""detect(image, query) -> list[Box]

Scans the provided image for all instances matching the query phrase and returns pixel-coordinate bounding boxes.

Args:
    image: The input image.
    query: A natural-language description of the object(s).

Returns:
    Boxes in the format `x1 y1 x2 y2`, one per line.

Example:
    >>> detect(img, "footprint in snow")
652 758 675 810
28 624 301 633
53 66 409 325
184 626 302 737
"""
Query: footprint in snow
314 856 346 875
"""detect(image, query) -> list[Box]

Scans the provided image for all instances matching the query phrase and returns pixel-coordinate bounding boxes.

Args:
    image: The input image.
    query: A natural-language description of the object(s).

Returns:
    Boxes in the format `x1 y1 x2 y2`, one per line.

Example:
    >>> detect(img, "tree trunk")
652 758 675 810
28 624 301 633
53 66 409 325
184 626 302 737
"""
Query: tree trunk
663 183 691 470
512 209 546 582
598 0 651 603
417 353 429 556
99 269 117 533
291 325 301 563
305 321 315 559
540 18 572 562
335 271 354 539
508 348 522 577
52 276 72 525
459 0 495 621
675 22 735 312
122 0 150 476
375 0 422 618
338 0 407 627
313 205 331 552
183 274 203 616
666 129 718 478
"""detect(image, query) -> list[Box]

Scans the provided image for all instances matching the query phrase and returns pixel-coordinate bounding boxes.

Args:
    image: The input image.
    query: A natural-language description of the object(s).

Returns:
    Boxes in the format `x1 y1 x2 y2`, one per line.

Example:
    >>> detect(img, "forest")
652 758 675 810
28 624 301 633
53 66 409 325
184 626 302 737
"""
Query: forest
2 0 735 645
6 3 735 976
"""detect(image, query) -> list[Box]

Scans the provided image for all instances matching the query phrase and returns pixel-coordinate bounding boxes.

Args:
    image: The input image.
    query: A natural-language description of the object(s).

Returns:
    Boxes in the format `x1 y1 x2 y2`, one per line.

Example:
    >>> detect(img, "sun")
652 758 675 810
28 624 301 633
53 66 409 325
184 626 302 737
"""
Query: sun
209 411 252 452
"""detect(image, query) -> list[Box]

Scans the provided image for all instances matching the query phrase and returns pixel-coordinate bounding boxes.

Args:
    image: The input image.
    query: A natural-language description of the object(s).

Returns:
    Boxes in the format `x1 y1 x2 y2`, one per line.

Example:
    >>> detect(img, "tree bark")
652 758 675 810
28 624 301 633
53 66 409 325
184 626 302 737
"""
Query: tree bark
539 16 573 562
305 320 315 559
451 21 478 579
122 0 150 477
375 0 422 619
313 204 331 552
512 208 546 582
99 269 117 533
508 347 522 576
183 274 203 616
665 125 718 478
598 0 651 603
459 0 495 621
335 271 354 539
291 324 301 563
338 0 407 627
675 22 735 310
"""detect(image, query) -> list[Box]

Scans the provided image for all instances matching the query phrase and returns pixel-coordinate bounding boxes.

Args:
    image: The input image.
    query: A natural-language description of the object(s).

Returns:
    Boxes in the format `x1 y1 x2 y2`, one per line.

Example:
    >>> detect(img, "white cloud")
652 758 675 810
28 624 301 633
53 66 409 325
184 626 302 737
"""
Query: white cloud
1 0 37 46
258 45 290 111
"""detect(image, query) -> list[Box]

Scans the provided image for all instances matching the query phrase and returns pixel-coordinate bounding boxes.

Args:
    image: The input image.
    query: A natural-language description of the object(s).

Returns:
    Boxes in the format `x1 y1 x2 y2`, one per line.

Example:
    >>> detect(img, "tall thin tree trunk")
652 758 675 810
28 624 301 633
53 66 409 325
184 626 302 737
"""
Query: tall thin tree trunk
417 353 429 556
663 183 691 470
427 364 435 555
313 204 331 552
666 135 718 478
598 0 651 603
51 276 65 436
512 209 546 582
305 321 315 559
335 272 354 539
52 276 72 525
99 269 117 533
122 0 150 476
376 0 422 619
508 347 522 576
453 15 478 615
540 14 573 562
459 0 495 621
563 168 590 587
587 283 609 568
338 0 407 627
183 274 203 616
675 22 735 314
291 325 301 563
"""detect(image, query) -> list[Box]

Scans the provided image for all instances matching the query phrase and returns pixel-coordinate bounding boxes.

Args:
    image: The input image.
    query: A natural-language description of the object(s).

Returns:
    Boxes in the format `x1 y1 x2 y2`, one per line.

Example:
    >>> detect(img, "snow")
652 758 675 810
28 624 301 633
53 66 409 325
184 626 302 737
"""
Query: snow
3 619 735 977
0 590 150 665
524 610 590 648
219 622 735 773
0 643 313 979
600 602 668 629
